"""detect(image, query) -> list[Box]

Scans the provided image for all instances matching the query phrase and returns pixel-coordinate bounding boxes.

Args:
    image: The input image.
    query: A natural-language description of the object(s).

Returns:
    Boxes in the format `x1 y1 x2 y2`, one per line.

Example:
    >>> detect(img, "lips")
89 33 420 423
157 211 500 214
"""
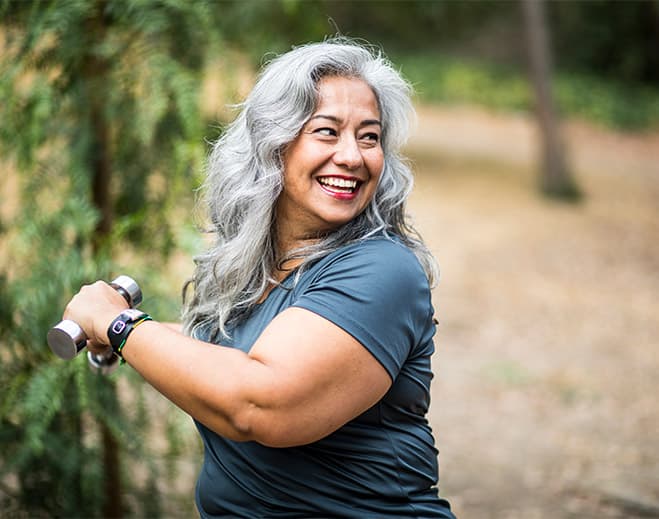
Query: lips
317 176 362 199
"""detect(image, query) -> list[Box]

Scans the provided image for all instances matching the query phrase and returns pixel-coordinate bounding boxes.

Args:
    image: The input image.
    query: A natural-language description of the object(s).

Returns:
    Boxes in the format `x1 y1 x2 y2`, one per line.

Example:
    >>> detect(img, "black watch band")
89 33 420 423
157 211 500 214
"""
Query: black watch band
107 309 151 357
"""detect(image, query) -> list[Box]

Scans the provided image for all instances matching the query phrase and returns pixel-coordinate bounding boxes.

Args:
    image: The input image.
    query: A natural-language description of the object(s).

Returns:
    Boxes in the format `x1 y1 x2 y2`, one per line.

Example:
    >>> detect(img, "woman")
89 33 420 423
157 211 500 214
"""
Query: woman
64 39 456 518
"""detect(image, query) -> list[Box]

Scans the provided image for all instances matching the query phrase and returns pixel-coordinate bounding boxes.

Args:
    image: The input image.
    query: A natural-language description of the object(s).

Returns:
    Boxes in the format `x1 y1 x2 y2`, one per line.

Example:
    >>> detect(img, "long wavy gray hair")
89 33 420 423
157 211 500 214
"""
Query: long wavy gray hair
182 38 439 340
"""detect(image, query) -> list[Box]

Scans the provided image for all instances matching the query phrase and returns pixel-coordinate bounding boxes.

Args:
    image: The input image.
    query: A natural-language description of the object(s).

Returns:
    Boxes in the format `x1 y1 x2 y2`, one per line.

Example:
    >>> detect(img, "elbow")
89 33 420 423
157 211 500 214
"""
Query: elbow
228 403 313 448
222 401 261 443
231 413 290 447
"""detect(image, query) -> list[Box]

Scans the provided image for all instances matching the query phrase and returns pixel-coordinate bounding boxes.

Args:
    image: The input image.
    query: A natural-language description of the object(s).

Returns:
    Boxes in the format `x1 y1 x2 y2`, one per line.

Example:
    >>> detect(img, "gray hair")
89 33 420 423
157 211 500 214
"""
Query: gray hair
182 38 439 339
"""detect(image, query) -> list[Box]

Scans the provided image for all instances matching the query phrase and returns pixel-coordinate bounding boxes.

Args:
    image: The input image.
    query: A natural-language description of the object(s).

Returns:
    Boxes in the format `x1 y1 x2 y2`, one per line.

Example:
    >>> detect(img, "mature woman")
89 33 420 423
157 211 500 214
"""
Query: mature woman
64 39 456 518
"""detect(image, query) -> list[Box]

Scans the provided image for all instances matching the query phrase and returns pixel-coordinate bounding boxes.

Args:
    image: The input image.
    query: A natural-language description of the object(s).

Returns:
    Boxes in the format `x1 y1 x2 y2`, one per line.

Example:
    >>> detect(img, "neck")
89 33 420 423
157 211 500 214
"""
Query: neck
273 238 308 282
273 223 321 282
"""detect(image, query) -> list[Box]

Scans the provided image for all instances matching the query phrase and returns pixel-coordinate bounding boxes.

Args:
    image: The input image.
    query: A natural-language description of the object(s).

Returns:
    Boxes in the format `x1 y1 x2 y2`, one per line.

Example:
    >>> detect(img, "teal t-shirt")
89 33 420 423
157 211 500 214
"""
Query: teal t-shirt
194 237 455 518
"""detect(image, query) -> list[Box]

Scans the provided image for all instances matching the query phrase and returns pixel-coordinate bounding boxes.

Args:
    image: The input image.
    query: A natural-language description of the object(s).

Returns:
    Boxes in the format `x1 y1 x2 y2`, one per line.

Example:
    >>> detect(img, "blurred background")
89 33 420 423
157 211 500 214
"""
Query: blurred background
1 1 658 517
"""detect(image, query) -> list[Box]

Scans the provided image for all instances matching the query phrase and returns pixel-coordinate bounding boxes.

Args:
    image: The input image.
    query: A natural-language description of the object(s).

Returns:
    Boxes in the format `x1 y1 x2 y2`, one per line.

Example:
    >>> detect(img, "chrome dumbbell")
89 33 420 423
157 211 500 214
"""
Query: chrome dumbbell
47 275 142 374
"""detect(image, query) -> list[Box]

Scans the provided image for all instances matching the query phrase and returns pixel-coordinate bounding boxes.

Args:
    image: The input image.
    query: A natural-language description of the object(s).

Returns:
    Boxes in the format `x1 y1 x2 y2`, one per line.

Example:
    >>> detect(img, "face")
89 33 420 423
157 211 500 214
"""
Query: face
276 76 384 246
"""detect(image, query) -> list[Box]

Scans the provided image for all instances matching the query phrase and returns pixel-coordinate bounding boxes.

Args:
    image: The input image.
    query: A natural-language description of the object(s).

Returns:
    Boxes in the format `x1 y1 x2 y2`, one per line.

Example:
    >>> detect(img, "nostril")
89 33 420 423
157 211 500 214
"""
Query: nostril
332 138 364 168
333 150 364 170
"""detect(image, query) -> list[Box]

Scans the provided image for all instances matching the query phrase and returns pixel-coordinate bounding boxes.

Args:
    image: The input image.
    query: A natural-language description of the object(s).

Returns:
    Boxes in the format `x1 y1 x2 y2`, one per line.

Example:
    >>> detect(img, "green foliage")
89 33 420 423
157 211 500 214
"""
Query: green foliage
395 53 659 131
210 0 506 59
554 73 659 131
0 187 124 516
397 54 532 112
549 0 659 85
1 0 211 256
0 0 215 515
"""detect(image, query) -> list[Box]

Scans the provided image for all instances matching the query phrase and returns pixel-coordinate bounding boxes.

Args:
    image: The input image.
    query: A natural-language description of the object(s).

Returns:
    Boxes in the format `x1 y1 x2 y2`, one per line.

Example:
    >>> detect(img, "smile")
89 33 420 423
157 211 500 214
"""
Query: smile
317 176 361 195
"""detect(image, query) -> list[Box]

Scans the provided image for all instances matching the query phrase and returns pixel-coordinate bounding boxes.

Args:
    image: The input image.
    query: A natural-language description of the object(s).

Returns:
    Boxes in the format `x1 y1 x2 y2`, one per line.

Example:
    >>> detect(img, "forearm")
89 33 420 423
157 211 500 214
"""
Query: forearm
120 320 270 441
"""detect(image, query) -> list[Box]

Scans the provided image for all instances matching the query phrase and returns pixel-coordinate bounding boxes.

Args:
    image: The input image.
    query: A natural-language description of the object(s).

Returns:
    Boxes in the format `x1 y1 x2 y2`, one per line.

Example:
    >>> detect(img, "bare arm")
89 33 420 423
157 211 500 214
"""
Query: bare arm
160 322 183 333
63 282 391 447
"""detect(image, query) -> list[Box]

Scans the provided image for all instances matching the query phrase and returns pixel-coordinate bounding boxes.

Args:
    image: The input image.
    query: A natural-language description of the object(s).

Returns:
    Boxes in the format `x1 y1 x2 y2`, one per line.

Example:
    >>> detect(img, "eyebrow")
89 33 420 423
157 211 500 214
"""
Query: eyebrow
308 114 382 127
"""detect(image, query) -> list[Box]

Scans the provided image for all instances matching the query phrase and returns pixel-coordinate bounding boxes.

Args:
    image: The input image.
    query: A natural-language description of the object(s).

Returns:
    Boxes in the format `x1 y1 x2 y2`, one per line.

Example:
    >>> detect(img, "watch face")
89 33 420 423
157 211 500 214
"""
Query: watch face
111 321 127 334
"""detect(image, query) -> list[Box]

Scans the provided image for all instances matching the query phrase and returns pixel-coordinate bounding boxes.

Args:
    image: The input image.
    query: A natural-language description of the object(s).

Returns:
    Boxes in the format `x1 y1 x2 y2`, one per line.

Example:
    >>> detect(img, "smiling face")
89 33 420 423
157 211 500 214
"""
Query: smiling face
276 76 384 250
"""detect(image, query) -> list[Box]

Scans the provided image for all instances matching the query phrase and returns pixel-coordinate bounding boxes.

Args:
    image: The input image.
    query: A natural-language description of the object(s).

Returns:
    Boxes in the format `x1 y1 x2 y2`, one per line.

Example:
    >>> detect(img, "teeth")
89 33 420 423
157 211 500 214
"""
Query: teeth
318 177 358 189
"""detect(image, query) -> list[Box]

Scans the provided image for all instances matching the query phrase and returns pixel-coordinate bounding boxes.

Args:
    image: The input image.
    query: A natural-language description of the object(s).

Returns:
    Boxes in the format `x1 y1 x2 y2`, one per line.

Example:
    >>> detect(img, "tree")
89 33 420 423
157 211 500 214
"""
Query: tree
0 1 215 516
521 0 581 200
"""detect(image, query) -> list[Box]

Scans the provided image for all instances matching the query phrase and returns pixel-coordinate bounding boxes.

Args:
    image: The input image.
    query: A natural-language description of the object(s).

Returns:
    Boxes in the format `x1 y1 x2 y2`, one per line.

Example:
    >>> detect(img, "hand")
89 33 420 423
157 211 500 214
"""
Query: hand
62 281 129 353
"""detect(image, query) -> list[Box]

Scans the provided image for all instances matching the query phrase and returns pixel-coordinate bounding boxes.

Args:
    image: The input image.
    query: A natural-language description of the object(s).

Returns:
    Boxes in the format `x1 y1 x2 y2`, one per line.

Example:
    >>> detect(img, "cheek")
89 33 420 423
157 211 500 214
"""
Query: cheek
368 152 385 181
365 155 385 198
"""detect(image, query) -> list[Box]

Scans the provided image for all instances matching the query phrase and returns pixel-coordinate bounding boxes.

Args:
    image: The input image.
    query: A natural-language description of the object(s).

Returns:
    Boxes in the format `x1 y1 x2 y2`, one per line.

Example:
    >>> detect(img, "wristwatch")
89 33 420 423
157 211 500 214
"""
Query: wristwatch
107 309 151 357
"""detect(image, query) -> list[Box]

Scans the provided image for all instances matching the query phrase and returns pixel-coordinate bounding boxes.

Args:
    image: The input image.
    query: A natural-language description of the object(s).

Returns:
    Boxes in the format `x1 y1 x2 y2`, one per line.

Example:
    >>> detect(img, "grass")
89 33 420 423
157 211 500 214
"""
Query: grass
395 53 659 132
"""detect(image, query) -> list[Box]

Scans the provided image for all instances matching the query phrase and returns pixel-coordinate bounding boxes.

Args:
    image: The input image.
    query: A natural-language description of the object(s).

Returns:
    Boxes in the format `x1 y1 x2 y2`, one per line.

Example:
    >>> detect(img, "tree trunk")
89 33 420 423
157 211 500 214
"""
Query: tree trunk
86 3 113 248
101 418 122 518
90 94 113 243
83 2 123 517
521 0 581 200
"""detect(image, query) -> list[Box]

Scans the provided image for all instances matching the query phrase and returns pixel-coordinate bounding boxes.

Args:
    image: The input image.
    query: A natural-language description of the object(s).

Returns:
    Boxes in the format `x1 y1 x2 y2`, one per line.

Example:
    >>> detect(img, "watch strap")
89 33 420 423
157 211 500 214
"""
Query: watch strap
107 309 151 357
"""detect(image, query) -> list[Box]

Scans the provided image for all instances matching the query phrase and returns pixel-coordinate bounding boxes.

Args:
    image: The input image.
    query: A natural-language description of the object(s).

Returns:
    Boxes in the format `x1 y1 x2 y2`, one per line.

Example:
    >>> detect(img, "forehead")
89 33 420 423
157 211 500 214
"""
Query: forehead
314 76 380 118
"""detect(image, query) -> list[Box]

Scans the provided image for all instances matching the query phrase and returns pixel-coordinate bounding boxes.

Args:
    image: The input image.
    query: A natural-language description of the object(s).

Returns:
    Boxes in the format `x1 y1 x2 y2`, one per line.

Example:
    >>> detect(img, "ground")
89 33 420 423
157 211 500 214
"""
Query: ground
408 106 659 518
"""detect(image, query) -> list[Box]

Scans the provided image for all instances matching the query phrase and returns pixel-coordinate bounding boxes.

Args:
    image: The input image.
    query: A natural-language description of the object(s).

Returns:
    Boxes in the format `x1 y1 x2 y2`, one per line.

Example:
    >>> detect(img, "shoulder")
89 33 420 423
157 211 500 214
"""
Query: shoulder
315 236 427 280
295 235 431 304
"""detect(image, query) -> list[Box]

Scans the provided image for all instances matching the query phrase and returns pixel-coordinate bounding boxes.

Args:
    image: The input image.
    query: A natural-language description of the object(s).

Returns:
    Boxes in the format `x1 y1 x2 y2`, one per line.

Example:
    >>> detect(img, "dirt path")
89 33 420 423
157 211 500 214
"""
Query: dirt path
408 106 659 518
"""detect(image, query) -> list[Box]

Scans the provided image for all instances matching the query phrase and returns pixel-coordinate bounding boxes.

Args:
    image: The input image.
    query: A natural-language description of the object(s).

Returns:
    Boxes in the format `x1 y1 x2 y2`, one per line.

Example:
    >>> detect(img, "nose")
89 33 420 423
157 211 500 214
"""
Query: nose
332 135 364 170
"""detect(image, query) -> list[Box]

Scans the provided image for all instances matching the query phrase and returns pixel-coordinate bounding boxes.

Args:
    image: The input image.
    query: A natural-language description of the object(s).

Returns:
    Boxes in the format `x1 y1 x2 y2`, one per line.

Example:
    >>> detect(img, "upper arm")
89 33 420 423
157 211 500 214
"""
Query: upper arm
245 307 391 447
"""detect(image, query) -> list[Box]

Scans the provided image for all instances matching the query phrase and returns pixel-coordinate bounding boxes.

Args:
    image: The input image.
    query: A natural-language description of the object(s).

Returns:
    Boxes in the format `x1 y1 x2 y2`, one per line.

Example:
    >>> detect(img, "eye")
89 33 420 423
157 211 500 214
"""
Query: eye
313 127 337 137
359 132 380 146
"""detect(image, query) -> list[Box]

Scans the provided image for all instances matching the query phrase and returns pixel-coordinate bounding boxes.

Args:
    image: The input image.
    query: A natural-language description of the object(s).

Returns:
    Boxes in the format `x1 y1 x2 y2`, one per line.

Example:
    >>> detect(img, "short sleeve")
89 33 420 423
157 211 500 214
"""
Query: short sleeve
291 238 435 380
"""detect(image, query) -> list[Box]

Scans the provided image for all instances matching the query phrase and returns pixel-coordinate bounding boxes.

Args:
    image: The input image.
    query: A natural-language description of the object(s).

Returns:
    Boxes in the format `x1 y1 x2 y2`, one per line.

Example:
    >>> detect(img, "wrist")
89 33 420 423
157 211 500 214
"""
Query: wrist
107 309 152 360
99 307 127 345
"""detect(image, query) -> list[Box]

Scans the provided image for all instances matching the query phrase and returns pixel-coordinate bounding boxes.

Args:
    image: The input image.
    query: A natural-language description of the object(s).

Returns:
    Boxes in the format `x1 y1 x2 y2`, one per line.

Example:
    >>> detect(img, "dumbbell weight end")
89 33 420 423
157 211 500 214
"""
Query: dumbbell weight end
47 320 87 360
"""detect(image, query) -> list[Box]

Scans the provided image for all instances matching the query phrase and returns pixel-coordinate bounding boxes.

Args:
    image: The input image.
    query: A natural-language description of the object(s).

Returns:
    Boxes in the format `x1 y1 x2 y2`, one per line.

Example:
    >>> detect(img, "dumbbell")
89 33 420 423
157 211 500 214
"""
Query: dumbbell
47 275 142 374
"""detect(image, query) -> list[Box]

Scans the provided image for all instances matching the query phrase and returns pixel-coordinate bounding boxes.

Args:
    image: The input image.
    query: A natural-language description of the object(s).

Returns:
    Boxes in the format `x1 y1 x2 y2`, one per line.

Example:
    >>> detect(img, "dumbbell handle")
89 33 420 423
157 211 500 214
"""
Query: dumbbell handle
47 275 142 360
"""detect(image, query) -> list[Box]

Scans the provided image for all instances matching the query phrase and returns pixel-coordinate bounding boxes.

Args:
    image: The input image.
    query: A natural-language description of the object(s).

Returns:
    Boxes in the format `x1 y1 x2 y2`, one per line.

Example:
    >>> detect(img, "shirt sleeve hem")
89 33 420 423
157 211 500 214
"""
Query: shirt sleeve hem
291 300 399 381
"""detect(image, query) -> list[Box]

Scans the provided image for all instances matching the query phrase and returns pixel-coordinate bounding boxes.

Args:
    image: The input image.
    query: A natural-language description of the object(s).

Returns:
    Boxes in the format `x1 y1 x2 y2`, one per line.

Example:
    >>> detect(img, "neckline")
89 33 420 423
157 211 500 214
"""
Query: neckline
255 268 298 306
